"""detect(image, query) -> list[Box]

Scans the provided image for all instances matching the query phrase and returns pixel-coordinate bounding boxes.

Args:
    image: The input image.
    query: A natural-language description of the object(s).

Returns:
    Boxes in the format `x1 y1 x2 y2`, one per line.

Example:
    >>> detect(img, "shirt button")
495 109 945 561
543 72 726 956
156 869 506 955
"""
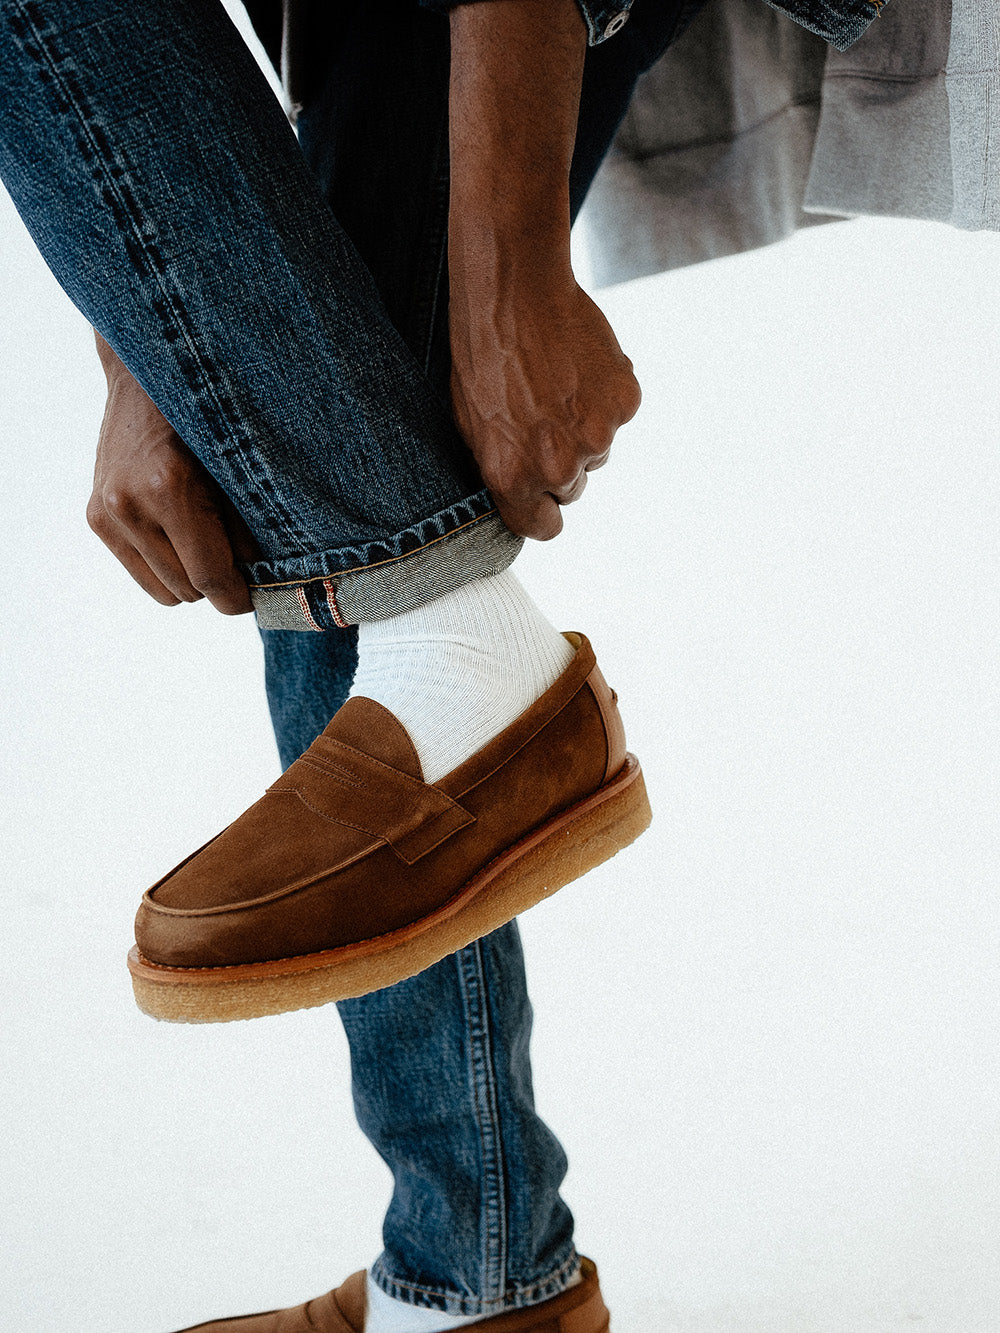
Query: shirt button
603 10 629 37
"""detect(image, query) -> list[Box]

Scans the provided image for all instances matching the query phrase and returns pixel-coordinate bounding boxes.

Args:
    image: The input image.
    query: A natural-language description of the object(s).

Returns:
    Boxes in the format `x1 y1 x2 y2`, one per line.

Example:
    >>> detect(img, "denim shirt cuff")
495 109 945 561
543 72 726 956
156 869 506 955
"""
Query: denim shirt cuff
417 0 634 46
759 0 890 52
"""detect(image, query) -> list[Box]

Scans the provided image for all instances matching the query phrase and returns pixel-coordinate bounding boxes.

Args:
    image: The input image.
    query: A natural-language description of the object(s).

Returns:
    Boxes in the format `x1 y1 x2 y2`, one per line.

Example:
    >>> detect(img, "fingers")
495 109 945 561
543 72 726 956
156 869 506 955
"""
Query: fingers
90 354 255 616
487 430 607 537
551 470 588 505
87 498 184 607
497 492 564 542
585 447 611 473
166 505 254 615
87 480 253 616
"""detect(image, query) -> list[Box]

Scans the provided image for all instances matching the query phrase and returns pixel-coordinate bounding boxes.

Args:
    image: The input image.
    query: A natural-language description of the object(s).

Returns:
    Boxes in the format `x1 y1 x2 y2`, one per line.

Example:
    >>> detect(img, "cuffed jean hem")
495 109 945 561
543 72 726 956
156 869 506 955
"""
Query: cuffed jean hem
369 1246 583 1318
246 494 524 629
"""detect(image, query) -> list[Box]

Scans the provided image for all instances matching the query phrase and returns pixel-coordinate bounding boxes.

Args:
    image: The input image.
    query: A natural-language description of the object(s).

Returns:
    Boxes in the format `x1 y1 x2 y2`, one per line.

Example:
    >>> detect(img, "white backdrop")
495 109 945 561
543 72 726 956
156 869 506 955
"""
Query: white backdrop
2 12 1000 1333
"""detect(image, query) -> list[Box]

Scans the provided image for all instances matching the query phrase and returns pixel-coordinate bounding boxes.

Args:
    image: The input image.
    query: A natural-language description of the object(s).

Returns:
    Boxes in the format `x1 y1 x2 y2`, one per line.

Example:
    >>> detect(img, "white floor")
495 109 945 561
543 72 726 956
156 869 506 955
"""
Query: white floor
3 53 1000 1333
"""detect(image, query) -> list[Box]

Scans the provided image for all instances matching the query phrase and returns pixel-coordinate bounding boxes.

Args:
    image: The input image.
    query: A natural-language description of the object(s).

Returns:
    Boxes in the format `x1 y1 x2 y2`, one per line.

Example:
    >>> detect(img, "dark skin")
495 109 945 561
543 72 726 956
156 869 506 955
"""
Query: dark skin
88 0 641 615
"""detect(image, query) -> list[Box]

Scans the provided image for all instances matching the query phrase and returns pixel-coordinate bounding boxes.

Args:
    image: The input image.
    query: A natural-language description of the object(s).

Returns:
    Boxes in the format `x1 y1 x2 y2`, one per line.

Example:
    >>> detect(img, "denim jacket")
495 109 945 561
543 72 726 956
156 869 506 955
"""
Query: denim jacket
422 0 887 51
249 0 888 116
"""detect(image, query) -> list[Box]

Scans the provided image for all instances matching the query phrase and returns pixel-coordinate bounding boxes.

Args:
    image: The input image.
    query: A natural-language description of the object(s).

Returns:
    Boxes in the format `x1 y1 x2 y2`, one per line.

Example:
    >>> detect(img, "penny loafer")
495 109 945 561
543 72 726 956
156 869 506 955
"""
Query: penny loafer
128 632 649 1022
170 1257 609 1332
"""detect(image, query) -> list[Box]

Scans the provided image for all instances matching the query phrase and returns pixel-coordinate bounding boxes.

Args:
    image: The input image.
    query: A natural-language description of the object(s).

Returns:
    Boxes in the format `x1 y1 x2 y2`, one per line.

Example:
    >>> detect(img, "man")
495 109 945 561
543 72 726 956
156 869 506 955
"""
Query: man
0 0 886 1328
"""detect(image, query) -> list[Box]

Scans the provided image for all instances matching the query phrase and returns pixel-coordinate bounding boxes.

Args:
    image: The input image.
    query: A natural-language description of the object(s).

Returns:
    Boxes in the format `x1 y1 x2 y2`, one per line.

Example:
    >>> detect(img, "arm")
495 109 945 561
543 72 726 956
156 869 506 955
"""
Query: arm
87 0 634 611
447 0 641 540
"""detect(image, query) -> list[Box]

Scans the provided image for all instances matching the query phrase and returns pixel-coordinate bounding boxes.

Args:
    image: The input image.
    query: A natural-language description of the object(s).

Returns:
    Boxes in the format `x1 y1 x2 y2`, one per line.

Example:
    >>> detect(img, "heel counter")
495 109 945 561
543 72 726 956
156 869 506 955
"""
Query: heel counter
586 662 627 784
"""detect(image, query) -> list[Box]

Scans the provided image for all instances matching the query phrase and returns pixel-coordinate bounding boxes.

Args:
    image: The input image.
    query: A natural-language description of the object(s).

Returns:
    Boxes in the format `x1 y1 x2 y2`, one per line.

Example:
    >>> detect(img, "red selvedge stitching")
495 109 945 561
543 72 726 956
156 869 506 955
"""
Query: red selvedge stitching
324 578 349 628
296 585 322 632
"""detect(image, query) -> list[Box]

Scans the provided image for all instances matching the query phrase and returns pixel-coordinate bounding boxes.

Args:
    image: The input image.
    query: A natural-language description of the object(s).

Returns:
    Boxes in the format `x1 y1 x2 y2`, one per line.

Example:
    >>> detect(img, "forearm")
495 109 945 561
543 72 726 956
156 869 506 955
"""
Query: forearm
442 0 640 543
447 0 587 283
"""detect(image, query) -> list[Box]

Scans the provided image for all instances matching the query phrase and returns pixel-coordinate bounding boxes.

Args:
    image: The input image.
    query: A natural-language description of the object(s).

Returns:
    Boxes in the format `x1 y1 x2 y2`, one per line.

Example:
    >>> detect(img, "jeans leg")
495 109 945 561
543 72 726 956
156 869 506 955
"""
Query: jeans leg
0 0 522 630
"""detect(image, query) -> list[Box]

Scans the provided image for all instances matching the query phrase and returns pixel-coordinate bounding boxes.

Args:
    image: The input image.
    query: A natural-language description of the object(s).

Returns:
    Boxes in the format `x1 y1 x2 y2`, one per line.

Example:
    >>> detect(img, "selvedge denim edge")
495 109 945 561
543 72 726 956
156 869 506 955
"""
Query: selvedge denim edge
249 503 524 630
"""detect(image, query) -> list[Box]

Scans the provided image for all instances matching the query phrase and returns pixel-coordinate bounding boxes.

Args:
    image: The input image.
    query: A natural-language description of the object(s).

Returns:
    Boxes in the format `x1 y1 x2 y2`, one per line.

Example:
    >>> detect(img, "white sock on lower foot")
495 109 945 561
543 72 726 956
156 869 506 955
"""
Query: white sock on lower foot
364 1278 482 1333
363 1270 584 1333
348 569 574 784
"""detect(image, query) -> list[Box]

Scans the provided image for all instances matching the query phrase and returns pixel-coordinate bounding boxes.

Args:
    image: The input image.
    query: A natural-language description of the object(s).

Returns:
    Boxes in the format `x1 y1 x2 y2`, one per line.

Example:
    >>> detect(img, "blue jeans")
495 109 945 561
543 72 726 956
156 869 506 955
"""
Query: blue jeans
0 0 697 1313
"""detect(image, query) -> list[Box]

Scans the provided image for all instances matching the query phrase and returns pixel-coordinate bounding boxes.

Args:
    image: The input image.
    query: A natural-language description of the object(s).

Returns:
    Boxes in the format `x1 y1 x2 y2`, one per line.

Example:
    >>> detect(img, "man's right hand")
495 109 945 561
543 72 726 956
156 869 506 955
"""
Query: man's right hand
88 333 256 615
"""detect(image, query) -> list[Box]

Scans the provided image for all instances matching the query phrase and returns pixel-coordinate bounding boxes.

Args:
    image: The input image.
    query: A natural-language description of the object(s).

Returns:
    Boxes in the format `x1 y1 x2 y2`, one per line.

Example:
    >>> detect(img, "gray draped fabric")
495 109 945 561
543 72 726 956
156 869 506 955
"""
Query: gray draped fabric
582 0 1000 286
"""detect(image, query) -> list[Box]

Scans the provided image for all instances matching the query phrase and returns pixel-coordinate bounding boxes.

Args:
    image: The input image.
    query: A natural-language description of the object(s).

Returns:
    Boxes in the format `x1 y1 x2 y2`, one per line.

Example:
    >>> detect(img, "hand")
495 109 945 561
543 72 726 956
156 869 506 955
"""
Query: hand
448 271 642 541
88 334 257 614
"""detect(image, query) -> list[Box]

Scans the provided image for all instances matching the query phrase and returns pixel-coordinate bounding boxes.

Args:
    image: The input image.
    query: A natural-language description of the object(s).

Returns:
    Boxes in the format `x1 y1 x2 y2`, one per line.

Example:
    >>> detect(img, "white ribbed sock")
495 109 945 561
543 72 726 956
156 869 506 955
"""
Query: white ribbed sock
363 1270 584 1333
348 569 574 784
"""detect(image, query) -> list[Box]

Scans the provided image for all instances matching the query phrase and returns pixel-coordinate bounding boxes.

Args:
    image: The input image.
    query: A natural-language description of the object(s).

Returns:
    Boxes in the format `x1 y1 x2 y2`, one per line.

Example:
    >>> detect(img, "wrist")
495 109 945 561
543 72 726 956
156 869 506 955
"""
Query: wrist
449 185 575 295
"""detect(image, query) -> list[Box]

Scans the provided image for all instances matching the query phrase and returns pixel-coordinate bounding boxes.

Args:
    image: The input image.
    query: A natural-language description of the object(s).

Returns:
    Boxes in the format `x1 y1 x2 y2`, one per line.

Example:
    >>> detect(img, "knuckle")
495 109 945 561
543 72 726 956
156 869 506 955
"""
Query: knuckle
621 371 642 419
144 464 186 501
190 568 242 602
189 573 226 596
101 488 134 522
485 465 526 508
85 498 107 534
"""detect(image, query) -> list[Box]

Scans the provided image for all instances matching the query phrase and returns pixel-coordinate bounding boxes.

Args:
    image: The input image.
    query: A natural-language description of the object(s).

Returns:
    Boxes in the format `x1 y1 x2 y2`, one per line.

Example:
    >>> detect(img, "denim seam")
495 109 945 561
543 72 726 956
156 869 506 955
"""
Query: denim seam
458 940 508 1305
10 1 313 548
322 580 349 628
296 586 322 631
248 506 500 587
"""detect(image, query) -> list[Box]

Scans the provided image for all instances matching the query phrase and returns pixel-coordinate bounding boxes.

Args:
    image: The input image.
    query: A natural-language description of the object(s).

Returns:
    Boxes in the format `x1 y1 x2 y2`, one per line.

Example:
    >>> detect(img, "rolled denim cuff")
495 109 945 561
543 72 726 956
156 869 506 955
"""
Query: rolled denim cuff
246 490 524 629
417 0 635 46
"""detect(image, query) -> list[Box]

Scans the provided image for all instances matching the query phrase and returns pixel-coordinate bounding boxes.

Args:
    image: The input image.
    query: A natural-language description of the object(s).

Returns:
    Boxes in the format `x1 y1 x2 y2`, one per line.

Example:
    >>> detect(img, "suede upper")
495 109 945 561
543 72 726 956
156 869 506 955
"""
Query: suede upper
135 633 627 970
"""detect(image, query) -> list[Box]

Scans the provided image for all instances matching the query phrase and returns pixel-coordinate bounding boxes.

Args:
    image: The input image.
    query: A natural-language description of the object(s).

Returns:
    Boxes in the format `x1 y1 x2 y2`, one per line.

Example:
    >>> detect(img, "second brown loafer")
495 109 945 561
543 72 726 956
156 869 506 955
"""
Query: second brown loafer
170 1257 609 1332
128 632 649 1023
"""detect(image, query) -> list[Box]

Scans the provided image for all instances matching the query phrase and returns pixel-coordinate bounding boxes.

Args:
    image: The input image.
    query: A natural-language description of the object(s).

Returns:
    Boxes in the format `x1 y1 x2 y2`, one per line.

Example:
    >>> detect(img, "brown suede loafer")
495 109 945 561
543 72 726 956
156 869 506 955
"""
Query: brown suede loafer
171 1258 609 1332
128 632 649 1023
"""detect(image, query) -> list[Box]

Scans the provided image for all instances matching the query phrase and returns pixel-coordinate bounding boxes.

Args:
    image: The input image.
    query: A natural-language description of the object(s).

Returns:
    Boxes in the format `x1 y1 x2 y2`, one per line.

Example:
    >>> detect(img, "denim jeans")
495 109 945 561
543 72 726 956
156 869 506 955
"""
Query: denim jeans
0 0 697 1313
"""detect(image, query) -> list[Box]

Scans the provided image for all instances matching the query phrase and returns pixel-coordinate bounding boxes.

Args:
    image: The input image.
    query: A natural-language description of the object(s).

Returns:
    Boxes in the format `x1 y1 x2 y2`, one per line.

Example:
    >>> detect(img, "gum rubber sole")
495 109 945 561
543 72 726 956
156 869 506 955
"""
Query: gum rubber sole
127 753 651 1024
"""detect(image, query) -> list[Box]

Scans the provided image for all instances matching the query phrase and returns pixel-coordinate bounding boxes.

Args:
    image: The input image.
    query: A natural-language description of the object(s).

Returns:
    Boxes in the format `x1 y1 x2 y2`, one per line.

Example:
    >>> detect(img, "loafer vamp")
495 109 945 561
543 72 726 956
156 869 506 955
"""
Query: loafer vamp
135 636 614 970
